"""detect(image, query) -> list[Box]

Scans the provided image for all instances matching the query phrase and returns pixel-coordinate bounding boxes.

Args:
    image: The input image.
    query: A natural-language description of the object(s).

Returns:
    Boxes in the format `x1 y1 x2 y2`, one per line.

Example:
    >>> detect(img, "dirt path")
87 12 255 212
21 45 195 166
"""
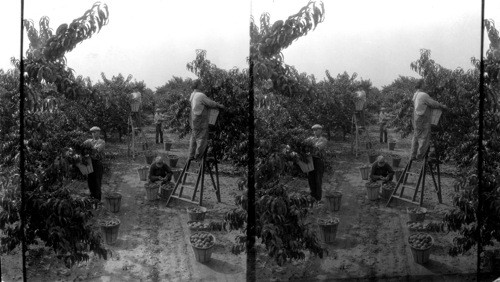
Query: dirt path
2 127 246 282
255 125 478 281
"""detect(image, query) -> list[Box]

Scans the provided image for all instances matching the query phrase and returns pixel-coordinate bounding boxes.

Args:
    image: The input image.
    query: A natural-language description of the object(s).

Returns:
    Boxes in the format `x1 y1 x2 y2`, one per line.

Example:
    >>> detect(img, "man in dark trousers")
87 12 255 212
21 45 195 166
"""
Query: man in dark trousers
370 156 395 183
306 124 328 202
154 108 165 144
84 126 105 203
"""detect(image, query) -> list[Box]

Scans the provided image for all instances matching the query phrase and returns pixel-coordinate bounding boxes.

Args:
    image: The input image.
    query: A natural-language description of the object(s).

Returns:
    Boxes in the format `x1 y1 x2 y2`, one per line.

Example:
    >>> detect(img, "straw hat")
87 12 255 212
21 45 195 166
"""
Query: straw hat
312 124 323 130
90 126 101 132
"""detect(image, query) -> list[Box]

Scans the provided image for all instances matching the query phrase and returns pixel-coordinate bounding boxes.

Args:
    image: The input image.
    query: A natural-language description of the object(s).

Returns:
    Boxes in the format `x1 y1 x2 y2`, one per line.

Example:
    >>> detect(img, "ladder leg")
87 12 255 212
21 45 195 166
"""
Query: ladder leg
179 161 192 198
166 161 189 206
191 160 204 202
412 162 424 201
215 160 221 202
419 161 427 206
436 163 442 204
199 156 206 206
399 161 412 197
386 162 408 207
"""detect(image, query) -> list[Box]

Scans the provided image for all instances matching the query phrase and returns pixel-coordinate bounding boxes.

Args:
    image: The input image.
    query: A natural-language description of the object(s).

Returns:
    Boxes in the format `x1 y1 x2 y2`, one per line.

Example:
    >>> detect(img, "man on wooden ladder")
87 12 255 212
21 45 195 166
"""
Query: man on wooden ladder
188 80 225 161
410 80 448 161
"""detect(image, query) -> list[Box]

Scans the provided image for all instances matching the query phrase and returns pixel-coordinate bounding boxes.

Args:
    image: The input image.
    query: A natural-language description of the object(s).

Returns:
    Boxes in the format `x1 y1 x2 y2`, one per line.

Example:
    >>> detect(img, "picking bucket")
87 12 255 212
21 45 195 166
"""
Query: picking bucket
359 166 370 180
388 141 396 150
368 154 377 164
187 207 208 221
325 192 342 211
145 185 159 201
137 167 149 181
430 109 442 126
168 155 179 167
76 157 94 175
190 232 216 263
104 192 122 213
208 109 219 125
366 182 380 201
317 218 340 244
392 157 401 167
164 142 172 151
408 234 434 264
100 219 120 245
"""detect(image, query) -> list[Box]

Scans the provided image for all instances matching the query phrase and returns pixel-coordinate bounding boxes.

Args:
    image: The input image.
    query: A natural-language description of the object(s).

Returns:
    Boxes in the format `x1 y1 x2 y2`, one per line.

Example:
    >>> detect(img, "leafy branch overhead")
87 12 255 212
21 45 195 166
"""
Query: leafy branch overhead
251 1 325 59
24 2 109 62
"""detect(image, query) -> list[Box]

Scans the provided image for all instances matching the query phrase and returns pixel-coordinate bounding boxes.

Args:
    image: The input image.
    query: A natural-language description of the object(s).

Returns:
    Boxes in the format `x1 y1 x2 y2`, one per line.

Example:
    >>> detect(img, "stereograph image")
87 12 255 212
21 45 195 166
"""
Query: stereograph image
0 0 499 281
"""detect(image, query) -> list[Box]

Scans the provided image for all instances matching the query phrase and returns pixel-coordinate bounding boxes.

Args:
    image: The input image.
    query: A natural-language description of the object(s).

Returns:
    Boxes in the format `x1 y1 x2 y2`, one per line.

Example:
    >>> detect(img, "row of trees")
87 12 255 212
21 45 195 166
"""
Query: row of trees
0 2 156 267
1 0 498 272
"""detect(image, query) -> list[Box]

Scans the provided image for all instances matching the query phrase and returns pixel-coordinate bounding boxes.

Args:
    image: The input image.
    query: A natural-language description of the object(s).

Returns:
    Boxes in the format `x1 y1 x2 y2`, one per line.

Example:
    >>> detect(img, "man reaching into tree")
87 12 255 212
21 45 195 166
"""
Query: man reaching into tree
410 80 448 161
354 89 367 128
188 80 224 161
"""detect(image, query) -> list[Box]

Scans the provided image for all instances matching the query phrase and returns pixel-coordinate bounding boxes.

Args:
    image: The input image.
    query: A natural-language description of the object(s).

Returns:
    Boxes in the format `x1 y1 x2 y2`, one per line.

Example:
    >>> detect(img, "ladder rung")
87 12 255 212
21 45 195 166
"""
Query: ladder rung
390 195 419 205
401 185 417 190
180 184 196 190
185 172 198 176
406 172 418 176
168 195 199 205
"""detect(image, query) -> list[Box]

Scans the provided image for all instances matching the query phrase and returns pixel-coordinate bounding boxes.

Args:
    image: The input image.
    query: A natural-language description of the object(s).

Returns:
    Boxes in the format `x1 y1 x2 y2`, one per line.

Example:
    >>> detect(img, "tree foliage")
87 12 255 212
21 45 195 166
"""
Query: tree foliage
1 2 110 267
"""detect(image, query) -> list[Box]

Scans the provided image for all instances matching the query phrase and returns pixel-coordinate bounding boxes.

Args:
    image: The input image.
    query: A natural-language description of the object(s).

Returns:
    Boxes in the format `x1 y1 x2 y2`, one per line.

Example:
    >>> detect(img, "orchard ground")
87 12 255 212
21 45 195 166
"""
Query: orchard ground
1 118 495 281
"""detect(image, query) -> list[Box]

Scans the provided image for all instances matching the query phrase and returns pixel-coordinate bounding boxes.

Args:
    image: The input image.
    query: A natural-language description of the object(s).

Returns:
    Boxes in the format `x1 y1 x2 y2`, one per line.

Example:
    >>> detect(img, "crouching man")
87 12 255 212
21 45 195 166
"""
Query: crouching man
370 156 395 184
149 156 173 185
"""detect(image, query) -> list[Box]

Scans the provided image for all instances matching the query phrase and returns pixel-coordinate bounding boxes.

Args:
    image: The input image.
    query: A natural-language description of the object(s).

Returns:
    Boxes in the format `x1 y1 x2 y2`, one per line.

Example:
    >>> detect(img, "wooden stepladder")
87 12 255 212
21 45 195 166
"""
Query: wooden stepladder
351 114 373 157
127 113 149 159
165 143 221 207
386 146 442 207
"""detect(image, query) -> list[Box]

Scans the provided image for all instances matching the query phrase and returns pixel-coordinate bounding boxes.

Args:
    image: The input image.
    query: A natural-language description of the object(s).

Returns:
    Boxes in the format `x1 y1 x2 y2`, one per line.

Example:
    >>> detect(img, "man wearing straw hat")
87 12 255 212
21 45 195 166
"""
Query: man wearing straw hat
370 156 394 183
306 124 328 202
410 80 448 161
84 126 106 202
188 79 225 161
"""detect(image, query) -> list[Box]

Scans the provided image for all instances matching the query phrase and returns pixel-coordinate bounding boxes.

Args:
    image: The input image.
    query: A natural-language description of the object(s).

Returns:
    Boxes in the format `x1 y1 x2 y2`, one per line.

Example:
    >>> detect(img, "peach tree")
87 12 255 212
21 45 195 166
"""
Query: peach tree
0 3 110 267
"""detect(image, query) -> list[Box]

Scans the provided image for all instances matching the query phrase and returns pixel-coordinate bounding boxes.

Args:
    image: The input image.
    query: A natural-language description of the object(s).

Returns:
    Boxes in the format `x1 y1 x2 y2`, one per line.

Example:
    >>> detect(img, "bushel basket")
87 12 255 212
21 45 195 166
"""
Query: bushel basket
317 218 340 244
104 192 122 213
187 206 208 221
325 192 342 211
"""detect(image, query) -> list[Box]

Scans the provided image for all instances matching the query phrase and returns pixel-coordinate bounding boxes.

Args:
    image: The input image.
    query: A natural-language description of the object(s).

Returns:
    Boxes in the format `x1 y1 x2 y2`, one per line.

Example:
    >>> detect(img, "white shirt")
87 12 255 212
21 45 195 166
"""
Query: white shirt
412 91 443 116
189 91 220 116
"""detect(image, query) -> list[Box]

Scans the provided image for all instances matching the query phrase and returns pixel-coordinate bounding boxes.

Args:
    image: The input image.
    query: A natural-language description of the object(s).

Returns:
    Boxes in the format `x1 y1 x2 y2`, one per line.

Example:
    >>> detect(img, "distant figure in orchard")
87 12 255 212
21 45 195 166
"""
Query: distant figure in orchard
84 126 105 202
370 156 394 183
154 108 166 144
306 124 328 202
410 80 448 161
379 107 389 143
354 90 367 127
149 156 173 185
188 79 224 161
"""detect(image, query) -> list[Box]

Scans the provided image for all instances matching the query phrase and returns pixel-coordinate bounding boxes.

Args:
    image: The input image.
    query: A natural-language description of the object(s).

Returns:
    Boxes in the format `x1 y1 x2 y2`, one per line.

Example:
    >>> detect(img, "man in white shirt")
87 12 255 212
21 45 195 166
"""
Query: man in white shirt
188 80 224 160
410 80 447 161
306 124 328 202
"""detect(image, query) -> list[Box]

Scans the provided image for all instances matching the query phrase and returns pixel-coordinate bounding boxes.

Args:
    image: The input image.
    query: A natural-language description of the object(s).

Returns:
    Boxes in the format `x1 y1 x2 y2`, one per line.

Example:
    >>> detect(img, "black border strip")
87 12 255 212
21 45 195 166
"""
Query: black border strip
19 0 28 281
477 0 486 280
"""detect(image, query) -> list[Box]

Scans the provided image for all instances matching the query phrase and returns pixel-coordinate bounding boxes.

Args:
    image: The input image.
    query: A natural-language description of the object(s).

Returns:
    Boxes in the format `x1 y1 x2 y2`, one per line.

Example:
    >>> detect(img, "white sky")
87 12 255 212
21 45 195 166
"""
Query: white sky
1 0 499 89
